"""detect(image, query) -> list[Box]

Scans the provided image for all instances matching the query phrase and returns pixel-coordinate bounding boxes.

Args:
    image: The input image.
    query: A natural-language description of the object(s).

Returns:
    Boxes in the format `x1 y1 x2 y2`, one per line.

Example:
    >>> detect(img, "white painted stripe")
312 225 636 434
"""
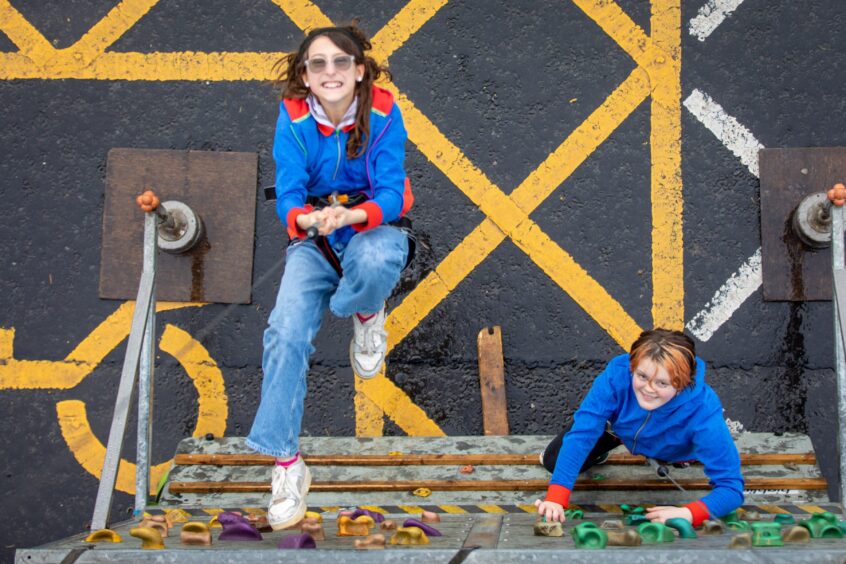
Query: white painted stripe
686 248 762 342
683 89 764 177
689 0 746 41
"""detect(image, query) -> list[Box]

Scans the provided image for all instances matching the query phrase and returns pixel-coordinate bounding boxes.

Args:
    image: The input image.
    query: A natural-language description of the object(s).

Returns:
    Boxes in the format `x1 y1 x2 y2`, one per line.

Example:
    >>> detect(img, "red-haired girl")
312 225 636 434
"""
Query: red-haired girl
535 329 744 526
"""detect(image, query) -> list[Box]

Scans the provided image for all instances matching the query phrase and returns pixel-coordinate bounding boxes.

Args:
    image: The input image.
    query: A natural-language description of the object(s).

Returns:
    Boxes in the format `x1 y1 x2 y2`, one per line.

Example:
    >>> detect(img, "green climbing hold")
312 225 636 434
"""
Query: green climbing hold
665 518 696 539
625 514 649 526
798 516 844 539
839 520 846 535
571 522 608 549
725 520 751 532
812 512 838 525
773 514 795 525
751 522 783 547
720 511 738 523
637 522 675 544
620 504 646 516
565 509 584 520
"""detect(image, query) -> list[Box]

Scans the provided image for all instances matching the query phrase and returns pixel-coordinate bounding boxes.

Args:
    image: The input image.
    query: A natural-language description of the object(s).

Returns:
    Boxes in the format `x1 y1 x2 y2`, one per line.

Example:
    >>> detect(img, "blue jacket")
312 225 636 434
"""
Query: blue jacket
548 354 743 524
272 86 413 246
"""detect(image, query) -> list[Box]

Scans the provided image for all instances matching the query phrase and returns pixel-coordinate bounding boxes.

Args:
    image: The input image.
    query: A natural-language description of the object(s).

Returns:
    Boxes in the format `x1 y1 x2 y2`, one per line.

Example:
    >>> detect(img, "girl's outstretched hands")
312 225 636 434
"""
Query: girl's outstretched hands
534 499 566 523
645 506 693 524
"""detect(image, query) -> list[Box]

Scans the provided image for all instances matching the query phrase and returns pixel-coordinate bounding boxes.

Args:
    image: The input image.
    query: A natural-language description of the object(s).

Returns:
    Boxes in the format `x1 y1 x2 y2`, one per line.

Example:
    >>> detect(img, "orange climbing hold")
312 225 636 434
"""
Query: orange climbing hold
828 183 846 206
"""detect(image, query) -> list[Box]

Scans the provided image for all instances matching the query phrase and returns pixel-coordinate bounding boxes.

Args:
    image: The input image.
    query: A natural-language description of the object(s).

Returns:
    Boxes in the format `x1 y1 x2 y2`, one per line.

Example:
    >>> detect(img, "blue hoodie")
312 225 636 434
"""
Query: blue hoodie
546 354 743 525
272 86 413 246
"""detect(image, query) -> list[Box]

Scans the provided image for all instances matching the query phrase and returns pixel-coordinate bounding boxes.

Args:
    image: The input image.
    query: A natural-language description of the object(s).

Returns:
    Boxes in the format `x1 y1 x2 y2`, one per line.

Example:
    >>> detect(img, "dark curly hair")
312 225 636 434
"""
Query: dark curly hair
272 22 392 159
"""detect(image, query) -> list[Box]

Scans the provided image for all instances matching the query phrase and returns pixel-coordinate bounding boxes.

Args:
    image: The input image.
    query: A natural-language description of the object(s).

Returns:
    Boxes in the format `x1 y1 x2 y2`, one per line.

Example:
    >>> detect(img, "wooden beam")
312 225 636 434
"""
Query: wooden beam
168 477 828 494
173 452 817 467
477 326 509 435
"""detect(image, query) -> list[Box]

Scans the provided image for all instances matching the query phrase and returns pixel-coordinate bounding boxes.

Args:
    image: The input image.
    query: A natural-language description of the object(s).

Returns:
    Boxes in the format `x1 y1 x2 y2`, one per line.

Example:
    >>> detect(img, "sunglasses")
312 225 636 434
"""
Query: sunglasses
304 54 356 73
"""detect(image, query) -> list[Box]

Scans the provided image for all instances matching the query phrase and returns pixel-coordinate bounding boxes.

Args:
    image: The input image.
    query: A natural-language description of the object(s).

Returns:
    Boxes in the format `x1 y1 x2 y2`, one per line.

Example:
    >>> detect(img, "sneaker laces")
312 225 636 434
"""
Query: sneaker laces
271 463 303 503
355 314 386 354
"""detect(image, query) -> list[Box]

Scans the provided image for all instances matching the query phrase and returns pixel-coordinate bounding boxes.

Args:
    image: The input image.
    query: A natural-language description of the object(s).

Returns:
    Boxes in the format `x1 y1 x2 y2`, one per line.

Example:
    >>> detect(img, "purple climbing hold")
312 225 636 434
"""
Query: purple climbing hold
351 508 385 523
216 512 250 526
278 533 317 549
402 519 442 537
219 520 263 541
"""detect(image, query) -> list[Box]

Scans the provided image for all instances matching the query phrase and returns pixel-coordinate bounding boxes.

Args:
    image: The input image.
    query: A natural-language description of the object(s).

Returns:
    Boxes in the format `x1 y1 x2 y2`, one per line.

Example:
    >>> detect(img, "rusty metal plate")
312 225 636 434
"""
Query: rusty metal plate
99 148 257 304
760 147 846 301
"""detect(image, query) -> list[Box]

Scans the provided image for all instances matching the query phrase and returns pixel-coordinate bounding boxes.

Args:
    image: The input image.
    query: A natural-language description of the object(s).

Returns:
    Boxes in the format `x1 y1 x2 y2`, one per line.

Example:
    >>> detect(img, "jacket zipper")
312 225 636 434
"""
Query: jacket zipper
332 129 341 181
631 412 651 454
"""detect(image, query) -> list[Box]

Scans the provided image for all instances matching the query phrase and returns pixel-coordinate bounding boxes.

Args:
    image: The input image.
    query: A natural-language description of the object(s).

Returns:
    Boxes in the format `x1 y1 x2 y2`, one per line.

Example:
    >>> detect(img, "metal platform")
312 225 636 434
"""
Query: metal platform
17 433 846 562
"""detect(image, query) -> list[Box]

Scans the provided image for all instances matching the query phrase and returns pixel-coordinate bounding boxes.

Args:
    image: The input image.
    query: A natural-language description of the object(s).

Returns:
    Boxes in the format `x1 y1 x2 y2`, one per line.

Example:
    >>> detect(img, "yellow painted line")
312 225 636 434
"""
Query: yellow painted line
571 0 652 68
797 504 827 514
356 371 445 436
477 504 507 514
371 0 449 62
757 504 791 515
0 301 202 390
398 505 427 514
649 0 683 329
203 509 225 516
516 504 537 513
439 505 468 514
353 385 385 436
159 324 228 438
0 0 54 60
319 506 342 513
241 507 266 516
70 0 161 65
598 504 623 513
357 505 389 514
269 0 333 33
56 400 170 495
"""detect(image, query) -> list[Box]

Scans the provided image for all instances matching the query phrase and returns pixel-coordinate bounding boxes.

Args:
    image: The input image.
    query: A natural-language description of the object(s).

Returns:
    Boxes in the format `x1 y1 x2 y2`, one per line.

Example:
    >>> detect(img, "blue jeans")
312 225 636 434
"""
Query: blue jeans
246 226 409 457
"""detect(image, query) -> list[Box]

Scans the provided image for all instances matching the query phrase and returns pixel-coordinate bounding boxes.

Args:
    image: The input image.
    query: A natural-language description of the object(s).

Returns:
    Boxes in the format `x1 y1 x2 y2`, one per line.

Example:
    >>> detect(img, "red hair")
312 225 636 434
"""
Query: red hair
629 329 696 390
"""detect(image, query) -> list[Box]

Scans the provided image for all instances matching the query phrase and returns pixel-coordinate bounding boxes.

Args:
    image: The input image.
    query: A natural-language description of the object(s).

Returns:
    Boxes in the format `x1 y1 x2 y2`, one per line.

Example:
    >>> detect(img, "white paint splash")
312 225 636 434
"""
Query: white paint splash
683 89 764 177
723 416 746 439
686 249 762 342
689 0 747 41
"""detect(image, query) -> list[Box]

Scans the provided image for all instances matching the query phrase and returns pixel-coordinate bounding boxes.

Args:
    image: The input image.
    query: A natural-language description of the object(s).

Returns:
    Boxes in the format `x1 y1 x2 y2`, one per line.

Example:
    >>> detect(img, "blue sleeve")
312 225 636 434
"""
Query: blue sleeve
549 361 620 489
367 104 407 224
272 105 310 227
690 391 745 518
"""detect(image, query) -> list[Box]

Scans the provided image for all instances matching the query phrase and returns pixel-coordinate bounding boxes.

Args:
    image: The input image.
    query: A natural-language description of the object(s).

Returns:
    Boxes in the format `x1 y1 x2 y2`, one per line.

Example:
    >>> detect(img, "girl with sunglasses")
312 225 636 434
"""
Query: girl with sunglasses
535 329 744 527
246 23 414 530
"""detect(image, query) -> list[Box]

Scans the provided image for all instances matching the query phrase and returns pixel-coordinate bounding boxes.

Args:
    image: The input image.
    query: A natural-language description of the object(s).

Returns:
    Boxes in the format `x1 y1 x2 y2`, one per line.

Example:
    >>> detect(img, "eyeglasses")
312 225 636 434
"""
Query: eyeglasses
304 54 356 73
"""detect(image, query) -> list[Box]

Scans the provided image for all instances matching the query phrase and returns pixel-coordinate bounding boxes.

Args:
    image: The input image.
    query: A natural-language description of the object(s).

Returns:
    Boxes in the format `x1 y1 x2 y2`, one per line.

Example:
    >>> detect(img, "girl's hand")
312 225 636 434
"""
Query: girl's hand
645 506 693 524
534 499 566 523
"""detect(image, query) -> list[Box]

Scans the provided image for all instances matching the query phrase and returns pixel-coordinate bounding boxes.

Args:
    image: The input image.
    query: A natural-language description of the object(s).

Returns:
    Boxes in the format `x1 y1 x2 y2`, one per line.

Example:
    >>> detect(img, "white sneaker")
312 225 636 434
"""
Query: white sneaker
350 306 388 379
267 457 312 530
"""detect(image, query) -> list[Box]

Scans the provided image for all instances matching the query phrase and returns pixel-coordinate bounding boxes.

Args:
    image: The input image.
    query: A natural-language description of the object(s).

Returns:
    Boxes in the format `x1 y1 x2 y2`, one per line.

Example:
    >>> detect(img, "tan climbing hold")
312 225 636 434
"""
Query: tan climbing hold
380 520 397 531
730 532 752 549
85 529 122 543
391 526 430 545
301 518 325 541
701 520 725 535
606 529 642 546
180 522 212 546
421 511 441 523
533 519 564 537
600 519 624 529
130 527 165 549
139 518 169 538
459 465 475 474
782 526 811 543
337 515 375 536
355 534 387 549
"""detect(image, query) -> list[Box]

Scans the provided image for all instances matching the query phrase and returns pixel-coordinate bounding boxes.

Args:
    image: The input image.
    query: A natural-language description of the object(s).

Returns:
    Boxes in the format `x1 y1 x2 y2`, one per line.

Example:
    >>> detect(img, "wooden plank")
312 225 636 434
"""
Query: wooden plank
478 326 509 435
169 477 828 494
173 452 817 466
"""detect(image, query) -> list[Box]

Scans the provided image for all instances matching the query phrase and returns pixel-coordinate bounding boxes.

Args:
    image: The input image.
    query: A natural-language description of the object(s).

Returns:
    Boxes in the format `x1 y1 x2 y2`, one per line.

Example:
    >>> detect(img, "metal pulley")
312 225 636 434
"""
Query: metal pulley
792 192 840 249
136 190 204 254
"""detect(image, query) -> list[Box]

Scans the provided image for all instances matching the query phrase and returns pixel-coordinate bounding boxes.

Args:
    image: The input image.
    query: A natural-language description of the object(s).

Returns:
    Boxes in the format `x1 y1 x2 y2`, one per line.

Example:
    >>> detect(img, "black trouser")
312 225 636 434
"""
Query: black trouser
541 427 622 474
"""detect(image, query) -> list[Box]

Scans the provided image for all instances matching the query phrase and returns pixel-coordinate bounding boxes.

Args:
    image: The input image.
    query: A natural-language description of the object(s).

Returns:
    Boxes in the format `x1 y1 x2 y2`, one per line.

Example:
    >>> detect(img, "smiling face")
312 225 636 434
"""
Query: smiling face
631 357 678 411
302 35 364 114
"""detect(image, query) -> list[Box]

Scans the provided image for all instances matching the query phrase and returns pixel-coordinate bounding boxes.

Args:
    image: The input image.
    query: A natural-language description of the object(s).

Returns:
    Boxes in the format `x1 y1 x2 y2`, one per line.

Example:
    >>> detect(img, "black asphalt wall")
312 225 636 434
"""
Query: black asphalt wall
2 1 846 561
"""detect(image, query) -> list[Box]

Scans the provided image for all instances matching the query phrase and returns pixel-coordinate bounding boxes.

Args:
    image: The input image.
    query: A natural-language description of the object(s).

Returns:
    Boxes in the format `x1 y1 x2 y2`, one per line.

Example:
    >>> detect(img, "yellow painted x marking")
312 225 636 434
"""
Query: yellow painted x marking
0 1 682 439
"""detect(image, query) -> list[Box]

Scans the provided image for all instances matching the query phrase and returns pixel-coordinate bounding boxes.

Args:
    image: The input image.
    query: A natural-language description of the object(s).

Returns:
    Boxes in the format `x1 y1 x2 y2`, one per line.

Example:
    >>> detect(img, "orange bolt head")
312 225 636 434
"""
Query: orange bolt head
828 183 846 207
136 190 160 212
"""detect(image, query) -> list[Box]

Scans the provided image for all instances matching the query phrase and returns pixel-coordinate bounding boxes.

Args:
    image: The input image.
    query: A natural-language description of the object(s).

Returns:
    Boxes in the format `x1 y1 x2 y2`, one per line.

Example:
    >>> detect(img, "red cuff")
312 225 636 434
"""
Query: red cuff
544 484 571 508
286 205 314 239
684 500 710 527
351 201 383 232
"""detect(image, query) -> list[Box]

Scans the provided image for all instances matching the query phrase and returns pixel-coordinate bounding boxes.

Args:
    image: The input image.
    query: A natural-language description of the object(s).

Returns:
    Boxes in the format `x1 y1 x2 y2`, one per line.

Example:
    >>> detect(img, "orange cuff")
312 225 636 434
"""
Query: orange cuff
684 500 710 527
286 205 314 239
544 484 571 508
351 201 383 232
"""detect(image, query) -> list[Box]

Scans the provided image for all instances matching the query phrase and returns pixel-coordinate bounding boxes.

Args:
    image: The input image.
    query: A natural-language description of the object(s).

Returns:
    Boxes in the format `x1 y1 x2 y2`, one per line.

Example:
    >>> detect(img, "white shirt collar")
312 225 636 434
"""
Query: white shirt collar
306 94 357 130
